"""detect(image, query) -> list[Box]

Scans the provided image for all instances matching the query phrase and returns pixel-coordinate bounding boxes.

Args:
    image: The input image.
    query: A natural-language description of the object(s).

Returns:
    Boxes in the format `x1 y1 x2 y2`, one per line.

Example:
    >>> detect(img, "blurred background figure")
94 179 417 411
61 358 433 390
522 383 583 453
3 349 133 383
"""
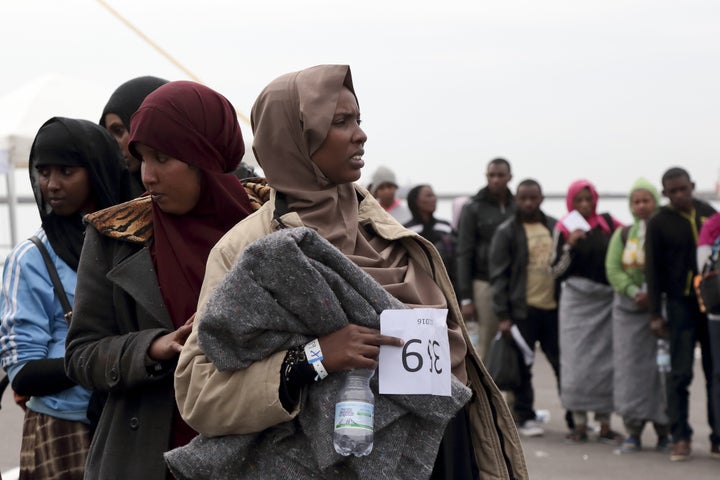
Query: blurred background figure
369 165 411 224
489 179 561 438
456 157 515 358
404 183 457 288
451 195 470 232
696 211 720 459
605 178 670 454
100 75 170 197
645 167 718 461
552 179 624 444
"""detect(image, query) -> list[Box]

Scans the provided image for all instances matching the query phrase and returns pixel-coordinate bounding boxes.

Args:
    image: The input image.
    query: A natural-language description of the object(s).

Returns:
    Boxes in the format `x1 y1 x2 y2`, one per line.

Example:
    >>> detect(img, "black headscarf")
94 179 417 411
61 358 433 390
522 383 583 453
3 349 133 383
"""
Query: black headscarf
407 184 434 225
99 76 170 130
99 76 170 195
29 117 132 270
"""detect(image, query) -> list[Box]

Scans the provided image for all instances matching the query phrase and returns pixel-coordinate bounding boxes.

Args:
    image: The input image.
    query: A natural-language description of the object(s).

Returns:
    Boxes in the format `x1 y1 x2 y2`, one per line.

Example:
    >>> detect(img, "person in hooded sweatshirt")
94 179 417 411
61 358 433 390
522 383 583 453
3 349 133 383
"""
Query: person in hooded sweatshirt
605 178 671 453
645 167 719 461
0 117 132 479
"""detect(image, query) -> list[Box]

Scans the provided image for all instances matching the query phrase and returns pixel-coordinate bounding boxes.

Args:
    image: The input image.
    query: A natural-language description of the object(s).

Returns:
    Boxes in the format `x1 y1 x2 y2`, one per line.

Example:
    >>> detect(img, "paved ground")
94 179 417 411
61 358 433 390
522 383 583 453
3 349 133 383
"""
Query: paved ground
1 352 718 478
522 350 719 479
0 382 22 476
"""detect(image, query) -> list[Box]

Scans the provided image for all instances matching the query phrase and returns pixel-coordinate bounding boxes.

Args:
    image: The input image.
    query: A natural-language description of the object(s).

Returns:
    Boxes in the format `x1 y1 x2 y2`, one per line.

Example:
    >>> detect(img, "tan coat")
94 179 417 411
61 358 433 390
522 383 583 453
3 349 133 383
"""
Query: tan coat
175 186 528 480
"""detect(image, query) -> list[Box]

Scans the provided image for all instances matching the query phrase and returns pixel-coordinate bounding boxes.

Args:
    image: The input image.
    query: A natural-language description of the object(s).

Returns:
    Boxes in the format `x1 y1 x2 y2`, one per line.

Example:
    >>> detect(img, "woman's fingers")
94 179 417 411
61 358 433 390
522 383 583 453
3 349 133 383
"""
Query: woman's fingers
319 324 403 372
374 333 404 347
176 323 193 345
149 323 195 361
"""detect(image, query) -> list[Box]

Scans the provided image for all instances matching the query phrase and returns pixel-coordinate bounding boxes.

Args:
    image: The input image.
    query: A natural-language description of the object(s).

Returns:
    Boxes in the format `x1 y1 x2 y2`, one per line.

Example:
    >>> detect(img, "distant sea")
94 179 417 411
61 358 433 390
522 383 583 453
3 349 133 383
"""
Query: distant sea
2 168 719 264
433 193 720 230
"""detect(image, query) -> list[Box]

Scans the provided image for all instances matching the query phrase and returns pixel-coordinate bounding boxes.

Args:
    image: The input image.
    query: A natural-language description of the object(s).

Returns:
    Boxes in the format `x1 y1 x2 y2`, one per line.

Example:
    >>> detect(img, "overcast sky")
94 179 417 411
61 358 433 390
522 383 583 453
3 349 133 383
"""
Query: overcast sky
2 0 720 197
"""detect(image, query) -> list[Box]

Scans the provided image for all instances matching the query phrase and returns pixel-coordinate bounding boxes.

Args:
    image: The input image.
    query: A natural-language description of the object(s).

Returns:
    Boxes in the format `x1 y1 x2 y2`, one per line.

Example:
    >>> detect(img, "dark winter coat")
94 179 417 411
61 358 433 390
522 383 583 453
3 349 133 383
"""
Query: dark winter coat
65 196 177 480
489 212 558 321
645 198 717 317
455 187 515 299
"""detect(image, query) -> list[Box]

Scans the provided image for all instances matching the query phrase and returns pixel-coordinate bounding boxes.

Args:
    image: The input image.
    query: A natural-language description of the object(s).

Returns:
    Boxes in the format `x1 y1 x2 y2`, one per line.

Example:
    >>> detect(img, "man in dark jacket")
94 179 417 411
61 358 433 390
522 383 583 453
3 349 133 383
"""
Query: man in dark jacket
489 179 559 437
645 167 719 461
456 157 515 358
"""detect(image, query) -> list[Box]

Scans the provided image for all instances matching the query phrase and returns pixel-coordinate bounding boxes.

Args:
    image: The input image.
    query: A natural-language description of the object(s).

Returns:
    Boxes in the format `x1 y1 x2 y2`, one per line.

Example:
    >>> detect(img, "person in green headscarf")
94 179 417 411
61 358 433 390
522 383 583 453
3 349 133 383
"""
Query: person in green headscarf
605 178 671 453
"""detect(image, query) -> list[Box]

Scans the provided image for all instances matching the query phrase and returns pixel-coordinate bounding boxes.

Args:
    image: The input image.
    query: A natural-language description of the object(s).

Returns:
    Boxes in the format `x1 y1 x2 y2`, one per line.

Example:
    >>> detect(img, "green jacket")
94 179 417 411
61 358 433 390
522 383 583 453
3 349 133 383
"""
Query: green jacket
605 178 660 298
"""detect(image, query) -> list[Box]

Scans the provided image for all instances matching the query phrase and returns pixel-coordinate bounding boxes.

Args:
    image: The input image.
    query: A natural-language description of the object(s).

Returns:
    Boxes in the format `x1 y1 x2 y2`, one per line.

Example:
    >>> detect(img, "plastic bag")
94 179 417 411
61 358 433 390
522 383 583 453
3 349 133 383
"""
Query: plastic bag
485 334 522 390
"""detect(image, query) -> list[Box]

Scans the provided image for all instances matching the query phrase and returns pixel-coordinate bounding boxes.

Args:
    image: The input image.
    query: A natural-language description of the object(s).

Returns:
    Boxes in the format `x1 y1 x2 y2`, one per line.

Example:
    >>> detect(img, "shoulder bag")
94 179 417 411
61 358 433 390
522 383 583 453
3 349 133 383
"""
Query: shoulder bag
695 237 720 314
28 236 72 323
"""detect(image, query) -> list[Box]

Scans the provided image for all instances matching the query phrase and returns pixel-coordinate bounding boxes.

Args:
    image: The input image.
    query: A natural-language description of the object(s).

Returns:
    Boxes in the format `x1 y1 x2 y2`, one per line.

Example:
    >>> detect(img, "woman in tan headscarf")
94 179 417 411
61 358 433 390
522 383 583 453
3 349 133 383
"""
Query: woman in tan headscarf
174 65 527 480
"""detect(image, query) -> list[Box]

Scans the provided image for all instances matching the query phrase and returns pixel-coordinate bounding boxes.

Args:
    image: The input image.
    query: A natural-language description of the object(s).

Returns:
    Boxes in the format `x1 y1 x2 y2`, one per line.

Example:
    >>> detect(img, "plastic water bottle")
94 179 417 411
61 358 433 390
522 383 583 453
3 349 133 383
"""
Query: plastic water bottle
333 368 374 457
535 409 551 424
656 339 671 373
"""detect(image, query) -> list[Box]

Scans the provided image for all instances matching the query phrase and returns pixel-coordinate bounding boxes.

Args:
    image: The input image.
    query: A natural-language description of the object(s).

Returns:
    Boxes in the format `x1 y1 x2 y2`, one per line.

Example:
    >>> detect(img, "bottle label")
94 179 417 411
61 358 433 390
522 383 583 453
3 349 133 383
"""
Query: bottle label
334 401 374 432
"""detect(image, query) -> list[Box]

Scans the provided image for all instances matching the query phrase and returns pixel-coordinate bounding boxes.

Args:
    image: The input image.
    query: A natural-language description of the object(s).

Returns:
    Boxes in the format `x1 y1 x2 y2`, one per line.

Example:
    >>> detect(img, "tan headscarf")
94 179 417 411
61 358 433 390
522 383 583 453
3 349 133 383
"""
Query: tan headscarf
251 65 446 309
251 65 360 251
252 65 465 380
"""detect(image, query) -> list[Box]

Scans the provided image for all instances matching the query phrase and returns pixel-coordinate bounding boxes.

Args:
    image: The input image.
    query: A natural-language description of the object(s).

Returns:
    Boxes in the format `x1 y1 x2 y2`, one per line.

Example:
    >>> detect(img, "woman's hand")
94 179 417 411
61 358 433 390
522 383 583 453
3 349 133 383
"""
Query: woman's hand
634 291 649 308
148 316 194 362
650 316 669 338
498 318 513 337
13 391 29 411
319 324 403 372
567 229 586 247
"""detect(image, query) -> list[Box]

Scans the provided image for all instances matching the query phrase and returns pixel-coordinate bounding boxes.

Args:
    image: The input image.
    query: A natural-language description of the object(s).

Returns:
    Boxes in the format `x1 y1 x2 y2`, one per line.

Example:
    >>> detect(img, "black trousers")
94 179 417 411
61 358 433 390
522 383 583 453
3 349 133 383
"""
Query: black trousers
512 307 560 424
665 296 719 444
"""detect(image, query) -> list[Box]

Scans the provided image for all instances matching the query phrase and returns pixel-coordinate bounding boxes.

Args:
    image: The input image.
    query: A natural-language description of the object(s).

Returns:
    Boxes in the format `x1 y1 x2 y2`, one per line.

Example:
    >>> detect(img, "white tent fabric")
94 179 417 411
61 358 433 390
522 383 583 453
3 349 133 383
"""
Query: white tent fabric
0 73 108 171
0 74 108 246
0 74 260 248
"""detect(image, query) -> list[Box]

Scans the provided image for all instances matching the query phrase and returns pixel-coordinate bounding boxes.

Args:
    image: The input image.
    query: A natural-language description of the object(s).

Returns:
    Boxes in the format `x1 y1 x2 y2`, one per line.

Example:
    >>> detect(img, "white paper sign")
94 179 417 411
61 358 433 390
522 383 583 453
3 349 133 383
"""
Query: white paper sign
378 308 451 396
561 209 591 232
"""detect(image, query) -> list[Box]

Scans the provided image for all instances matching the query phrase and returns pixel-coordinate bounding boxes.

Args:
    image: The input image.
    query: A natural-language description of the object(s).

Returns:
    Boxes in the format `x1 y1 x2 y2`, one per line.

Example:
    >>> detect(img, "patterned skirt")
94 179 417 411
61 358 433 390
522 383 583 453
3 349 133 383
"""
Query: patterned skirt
19 409 90 480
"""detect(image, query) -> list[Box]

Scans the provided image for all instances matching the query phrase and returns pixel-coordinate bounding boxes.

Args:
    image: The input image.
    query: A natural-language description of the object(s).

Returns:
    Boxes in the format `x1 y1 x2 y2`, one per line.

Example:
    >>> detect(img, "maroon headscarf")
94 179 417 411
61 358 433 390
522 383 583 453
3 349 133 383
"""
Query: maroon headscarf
129 81 253 327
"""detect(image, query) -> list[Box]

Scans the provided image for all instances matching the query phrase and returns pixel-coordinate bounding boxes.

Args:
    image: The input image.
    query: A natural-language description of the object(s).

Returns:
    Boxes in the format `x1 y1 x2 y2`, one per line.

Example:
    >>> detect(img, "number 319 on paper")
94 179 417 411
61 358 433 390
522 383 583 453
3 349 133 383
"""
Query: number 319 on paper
378 308 451 396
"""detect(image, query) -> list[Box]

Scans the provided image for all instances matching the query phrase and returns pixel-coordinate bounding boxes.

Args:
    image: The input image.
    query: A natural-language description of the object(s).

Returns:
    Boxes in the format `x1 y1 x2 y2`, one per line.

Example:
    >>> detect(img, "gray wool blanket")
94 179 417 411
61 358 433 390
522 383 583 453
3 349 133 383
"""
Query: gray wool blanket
164 227 471 480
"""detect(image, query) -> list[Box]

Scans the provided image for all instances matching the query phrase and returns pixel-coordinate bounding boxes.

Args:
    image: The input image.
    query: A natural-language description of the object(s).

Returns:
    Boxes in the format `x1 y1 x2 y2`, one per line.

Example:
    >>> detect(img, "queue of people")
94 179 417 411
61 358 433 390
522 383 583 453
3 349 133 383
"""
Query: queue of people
0 67 527 480
458 161 720 463
0 63 718 480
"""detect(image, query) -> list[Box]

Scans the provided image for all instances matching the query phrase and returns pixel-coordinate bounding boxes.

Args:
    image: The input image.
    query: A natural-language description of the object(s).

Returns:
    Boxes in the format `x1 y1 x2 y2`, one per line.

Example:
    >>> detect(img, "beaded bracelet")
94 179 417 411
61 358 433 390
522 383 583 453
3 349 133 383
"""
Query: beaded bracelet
282 345 311 385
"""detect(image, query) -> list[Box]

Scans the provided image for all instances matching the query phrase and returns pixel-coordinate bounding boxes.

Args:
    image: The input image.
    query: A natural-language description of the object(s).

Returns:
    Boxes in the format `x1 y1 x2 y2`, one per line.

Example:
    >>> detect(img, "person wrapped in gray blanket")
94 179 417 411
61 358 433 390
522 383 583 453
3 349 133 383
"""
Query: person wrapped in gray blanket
171 65 527 480
167 226 471 479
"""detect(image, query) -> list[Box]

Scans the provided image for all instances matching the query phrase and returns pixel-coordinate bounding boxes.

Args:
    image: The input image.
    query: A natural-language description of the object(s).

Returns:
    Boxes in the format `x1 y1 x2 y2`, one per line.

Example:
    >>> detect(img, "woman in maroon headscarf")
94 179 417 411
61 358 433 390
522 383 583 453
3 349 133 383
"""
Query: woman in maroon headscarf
65 81 260 479
551 179 624 444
